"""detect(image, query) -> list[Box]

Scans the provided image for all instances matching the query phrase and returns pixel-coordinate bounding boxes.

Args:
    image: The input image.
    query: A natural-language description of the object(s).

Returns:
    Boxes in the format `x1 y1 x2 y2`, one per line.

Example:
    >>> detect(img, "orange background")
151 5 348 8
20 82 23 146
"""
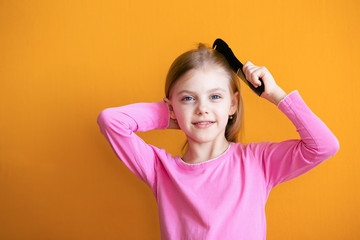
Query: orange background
1 0 359 239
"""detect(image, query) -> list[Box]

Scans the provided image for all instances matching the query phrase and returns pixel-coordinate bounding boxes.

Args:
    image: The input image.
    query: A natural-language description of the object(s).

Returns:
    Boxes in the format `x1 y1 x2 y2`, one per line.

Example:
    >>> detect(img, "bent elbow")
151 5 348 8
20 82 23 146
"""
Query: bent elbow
303 134 340 162
319 135 340 160
97 109 113 132
329 136 340 157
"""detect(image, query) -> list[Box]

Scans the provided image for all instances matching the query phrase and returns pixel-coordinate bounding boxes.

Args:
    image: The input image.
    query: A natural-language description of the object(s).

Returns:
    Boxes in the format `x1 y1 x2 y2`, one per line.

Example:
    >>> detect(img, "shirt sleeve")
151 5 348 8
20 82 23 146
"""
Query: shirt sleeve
96 101 170 190
249 90 340 190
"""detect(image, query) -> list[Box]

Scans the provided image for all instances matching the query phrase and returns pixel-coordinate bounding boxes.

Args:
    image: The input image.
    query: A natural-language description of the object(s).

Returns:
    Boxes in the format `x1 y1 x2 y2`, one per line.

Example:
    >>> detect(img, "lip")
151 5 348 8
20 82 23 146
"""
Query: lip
192 121 215 128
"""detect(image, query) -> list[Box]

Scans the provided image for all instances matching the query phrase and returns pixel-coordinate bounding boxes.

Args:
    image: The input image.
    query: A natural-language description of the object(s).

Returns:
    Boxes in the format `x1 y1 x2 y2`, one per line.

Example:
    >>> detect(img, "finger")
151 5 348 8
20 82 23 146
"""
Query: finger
242 61 249 72
253 69 264 86
246 69 260 88
246 67 258 84
243 61 256 80
244 61 253 67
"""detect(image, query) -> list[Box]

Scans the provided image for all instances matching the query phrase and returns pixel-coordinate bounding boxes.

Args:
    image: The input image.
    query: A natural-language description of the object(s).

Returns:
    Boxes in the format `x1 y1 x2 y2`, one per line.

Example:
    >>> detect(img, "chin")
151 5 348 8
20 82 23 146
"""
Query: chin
189 136 218 144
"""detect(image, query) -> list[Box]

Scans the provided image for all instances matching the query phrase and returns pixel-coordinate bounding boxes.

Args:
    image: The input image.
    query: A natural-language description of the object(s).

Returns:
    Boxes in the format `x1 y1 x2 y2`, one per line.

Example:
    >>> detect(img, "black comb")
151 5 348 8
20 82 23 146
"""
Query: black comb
212 38 265 96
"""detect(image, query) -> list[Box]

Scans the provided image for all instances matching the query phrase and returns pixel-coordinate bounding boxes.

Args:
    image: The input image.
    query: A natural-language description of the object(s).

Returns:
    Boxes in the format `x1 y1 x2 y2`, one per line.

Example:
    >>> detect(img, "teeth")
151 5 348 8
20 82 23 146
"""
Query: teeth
196 122 212 124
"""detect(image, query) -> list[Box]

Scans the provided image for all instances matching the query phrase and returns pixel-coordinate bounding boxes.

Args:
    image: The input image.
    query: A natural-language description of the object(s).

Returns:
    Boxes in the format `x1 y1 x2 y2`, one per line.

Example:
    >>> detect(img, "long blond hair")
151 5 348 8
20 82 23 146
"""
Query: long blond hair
165 42 245 155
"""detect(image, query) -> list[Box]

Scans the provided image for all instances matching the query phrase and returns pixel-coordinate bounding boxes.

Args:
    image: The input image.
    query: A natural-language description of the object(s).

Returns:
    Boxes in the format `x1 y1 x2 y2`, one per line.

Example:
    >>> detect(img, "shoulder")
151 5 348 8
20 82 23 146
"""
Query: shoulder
147 143 178 165
230 141 275 159
231 141 271 151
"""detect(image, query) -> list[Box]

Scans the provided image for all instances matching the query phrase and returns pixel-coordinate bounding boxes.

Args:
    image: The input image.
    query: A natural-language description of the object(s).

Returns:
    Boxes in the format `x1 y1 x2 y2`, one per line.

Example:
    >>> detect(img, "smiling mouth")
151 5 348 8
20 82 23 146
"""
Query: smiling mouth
192 121 215 128
193 121 215 124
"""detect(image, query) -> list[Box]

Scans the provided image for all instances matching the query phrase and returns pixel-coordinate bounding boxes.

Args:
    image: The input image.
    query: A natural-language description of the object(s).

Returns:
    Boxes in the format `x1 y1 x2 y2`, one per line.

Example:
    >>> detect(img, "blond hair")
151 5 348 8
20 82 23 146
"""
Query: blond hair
165 42 245 155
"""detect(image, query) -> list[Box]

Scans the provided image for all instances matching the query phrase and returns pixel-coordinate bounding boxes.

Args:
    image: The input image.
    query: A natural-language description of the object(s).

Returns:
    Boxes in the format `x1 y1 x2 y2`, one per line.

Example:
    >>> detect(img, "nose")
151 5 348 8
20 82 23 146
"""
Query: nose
196 99 209 115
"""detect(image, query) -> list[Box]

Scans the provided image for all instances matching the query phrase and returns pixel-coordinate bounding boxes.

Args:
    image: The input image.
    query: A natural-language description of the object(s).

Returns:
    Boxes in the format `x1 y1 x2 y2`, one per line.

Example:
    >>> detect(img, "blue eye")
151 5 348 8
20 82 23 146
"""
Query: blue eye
182 96 194 101
211 95 221 99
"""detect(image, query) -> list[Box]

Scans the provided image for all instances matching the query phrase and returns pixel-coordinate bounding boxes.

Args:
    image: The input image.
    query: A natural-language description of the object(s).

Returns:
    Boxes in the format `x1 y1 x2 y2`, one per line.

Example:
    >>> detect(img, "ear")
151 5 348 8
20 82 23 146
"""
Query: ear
163 97 177 120
229 91 239 115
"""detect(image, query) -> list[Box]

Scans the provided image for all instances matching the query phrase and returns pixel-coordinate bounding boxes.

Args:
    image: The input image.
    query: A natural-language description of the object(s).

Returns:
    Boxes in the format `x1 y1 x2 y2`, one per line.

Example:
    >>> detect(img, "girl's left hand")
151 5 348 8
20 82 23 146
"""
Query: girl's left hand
242 61 287 105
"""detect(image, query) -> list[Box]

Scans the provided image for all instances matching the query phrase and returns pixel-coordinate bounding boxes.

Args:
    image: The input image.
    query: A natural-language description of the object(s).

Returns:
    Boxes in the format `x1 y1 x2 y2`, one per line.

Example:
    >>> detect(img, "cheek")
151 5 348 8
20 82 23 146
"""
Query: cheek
218 108 231 123
173 105 189 121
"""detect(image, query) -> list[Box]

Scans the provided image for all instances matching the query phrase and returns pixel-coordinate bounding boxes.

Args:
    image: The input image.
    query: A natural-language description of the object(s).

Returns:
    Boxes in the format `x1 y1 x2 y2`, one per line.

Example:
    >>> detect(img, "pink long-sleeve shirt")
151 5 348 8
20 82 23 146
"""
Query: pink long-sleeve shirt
97 90 339 240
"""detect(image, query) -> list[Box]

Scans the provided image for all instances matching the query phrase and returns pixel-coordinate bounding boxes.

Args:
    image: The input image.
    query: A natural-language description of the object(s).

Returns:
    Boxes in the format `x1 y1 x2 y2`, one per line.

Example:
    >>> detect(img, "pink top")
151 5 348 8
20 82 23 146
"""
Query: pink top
97 90 339 240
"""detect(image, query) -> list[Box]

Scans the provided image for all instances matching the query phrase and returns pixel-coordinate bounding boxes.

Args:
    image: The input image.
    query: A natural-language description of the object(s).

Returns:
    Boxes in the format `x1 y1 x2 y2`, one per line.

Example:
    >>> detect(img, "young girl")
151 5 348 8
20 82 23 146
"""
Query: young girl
97 42 339 240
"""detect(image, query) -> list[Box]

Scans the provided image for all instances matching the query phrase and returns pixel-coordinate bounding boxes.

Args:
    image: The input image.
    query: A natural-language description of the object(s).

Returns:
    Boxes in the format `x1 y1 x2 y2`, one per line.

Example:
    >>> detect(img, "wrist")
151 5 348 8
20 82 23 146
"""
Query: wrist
268 87 287 106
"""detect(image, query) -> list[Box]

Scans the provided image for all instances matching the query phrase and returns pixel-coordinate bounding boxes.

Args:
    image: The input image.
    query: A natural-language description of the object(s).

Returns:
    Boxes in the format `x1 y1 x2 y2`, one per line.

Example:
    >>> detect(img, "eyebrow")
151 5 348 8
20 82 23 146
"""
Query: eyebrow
176 88 227 95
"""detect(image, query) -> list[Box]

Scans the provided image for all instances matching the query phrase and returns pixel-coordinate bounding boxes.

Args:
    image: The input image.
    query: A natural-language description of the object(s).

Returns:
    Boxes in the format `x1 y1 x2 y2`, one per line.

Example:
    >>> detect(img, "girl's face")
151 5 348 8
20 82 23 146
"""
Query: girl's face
167 66 238 145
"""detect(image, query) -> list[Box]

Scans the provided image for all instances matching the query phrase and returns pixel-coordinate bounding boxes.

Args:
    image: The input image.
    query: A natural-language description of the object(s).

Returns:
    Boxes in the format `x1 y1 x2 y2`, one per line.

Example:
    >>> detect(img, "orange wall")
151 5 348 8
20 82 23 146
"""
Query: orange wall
0 0 358 239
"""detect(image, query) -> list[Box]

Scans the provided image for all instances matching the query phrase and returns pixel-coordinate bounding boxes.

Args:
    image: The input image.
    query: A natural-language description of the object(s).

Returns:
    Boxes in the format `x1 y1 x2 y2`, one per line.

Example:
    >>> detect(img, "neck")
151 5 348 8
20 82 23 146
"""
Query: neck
182 138 230 164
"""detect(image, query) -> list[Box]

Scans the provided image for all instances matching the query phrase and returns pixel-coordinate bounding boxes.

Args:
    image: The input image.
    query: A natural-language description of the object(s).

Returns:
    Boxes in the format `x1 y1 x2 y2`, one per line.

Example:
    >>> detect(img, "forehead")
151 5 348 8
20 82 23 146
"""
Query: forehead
172 67 231 95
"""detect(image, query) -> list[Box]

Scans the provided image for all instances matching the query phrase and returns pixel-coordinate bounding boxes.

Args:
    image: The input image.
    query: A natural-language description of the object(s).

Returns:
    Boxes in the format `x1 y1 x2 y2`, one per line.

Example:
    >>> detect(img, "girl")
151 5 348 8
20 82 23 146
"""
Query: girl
97 42 339 240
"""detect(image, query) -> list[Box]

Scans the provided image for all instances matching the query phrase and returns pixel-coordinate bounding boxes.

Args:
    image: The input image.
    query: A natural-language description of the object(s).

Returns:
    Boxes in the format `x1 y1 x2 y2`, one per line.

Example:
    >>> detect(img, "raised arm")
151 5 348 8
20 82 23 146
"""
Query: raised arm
97 101 170 191
249 90 340 190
